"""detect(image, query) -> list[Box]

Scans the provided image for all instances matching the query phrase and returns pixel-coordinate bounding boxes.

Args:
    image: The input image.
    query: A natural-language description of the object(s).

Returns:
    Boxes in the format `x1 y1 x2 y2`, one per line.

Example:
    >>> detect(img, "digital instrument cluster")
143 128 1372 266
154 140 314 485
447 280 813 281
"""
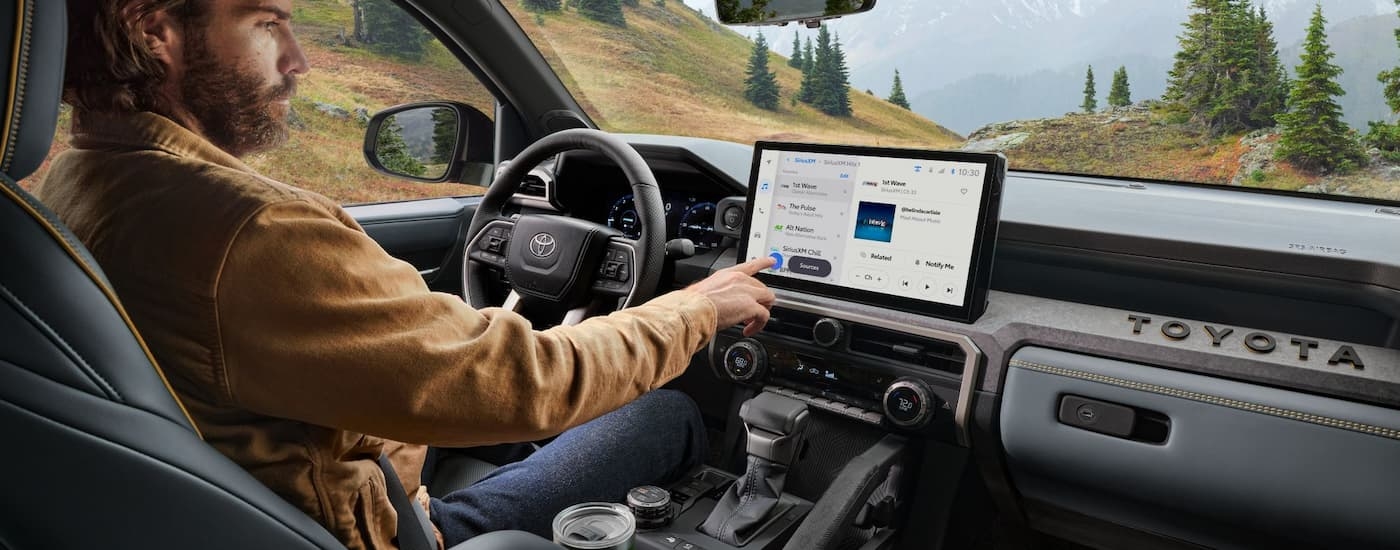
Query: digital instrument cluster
605 192 725 250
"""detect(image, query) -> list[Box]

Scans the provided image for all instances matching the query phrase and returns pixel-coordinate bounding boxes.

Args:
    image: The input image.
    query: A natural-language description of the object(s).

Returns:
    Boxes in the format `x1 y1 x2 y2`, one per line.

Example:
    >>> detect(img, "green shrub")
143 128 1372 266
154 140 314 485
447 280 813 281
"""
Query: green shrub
1364 121 1400 155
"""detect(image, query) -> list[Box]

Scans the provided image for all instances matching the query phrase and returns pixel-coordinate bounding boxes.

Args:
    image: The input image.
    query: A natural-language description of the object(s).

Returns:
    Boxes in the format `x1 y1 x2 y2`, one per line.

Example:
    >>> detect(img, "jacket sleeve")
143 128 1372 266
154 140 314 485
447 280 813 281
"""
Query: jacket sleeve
214 198 717 446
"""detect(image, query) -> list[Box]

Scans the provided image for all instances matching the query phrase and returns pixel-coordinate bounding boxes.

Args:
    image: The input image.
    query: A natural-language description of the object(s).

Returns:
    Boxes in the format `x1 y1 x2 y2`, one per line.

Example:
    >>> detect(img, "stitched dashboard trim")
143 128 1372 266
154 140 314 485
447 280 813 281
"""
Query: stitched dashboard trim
1009 359 1400 441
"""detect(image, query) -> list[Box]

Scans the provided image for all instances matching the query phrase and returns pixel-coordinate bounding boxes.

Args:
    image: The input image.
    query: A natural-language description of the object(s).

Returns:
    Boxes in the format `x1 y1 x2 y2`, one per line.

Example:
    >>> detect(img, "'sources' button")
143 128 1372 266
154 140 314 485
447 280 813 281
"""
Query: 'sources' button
789 256 832 277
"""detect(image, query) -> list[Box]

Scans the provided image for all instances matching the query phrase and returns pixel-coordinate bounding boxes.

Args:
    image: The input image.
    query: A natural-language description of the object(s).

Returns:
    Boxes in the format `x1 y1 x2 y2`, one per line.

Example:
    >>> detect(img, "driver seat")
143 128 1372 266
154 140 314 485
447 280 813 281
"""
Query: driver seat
0 1 545 548
0 1 344 546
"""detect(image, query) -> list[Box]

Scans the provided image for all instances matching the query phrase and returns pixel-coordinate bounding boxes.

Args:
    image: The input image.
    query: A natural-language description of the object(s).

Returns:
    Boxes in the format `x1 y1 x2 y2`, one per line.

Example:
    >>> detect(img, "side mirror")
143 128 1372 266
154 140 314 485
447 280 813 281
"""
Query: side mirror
716 0 876 27
363 102 492 183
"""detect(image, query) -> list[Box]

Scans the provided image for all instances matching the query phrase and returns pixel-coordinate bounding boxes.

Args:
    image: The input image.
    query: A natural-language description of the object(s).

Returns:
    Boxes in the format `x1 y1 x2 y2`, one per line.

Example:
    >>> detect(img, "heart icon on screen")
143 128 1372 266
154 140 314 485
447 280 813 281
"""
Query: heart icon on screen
960 188 968 195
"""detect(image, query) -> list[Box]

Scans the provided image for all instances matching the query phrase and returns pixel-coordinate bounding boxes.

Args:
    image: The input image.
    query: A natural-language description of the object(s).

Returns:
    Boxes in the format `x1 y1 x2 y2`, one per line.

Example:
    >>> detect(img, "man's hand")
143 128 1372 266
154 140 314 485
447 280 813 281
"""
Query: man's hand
687 257 778 337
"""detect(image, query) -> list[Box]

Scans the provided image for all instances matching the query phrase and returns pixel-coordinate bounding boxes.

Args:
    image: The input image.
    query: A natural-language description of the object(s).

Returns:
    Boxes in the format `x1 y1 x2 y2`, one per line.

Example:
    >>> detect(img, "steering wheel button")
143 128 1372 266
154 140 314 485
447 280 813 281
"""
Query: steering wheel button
616 264 630 282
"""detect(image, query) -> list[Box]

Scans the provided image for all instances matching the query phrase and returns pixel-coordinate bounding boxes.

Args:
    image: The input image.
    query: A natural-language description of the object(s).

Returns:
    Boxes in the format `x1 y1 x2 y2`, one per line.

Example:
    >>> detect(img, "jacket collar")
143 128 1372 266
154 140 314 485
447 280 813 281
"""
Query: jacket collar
70 111 256 175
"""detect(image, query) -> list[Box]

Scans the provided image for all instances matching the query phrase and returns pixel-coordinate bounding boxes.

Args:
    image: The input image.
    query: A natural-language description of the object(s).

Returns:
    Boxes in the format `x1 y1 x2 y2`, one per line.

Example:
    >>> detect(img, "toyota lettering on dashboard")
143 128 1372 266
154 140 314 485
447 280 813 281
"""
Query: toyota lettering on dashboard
741 142 1006 323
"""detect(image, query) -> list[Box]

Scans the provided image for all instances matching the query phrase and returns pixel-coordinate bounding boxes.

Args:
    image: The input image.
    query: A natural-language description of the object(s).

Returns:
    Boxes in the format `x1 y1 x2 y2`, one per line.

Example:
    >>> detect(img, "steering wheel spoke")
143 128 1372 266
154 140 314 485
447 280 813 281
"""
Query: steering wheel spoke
562 304 593 326
502 290 524 312
465 219 515 269
590 237 639 298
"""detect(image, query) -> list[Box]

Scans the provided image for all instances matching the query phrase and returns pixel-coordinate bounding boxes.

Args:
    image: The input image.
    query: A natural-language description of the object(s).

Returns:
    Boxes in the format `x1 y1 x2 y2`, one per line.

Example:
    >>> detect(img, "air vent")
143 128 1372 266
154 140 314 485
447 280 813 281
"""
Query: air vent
765 307 824 342
848 324 965 375
518 173 548 198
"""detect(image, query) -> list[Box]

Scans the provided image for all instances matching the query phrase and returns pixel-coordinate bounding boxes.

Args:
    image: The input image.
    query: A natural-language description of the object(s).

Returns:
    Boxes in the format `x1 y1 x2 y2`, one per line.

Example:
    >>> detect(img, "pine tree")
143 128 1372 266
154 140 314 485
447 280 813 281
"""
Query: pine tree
802 38 815 74
798 35 820 104
577 0 626 26
744 34 782 110
802 27 851 116
1165 0 1224 106
1203 0 1257 132
430 108 457 166
888 69 910 109
1107 66 1131 108
826 33 852 116
1365 0 1400 157
1081 65 1097 112
1276 4 1366 173
1384 0 1400 114
523 0 561 11
357 0 432 60
1165 0 1286 133
788 33 803 69
1246 6 1289 128
376 119 426 177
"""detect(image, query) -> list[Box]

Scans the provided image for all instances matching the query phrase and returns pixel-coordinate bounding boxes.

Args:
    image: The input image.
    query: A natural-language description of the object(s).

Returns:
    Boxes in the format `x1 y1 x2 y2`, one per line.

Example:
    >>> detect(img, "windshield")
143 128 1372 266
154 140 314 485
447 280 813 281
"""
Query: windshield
507 0 1400 202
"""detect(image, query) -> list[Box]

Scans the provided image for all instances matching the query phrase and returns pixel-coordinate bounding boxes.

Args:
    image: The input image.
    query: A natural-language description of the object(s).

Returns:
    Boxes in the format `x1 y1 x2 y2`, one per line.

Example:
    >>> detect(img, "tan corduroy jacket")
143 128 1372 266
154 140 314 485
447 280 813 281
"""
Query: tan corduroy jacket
35 111 718 550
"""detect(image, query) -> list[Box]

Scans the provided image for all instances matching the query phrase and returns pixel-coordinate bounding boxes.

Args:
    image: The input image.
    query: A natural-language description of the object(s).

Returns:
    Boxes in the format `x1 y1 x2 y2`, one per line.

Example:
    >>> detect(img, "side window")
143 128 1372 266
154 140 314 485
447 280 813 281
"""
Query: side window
28 0 496 205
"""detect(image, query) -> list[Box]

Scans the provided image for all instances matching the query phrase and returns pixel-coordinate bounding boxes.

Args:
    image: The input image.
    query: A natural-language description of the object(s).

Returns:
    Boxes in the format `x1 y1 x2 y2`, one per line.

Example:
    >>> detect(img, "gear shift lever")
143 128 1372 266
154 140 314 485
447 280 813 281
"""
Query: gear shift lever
699 392 809 545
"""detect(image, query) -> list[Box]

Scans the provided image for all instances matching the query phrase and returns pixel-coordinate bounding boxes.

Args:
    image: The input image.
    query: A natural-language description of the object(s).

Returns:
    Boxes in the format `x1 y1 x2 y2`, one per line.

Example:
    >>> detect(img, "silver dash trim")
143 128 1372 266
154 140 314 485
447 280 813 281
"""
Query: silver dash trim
774 298 984 447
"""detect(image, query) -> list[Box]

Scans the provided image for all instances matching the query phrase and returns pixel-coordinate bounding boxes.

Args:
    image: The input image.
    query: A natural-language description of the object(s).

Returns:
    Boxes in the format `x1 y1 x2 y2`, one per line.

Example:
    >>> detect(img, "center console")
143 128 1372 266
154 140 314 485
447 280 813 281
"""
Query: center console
554 144 1004 550
710 300 982 447
717 142 1004 448
624 391 910 550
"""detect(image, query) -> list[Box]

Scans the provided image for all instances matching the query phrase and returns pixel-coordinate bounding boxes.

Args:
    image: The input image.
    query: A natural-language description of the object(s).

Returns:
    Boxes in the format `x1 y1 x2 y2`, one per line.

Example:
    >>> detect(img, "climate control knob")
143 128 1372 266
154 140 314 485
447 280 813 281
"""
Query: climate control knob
812 318 844 347
883 378 935 429
722 340 767 382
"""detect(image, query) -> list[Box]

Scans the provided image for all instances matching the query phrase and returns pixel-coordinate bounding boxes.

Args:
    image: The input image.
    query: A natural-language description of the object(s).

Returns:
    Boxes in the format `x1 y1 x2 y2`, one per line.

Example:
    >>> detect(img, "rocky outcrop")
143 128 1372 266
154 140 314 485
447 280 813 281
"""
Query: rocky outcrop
961 101 1154 152
314 102 352 120
1229 128 1279 186
962 132 1029 152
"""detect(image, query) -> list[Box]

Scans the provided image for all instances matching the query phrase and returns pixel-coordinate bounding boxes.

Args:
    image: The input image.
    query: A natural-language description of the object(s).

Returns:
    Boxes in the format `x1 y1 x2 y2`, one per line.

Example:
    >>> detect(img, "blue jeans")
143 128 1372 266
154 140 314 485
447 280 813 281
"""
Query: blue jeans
430 389 708 544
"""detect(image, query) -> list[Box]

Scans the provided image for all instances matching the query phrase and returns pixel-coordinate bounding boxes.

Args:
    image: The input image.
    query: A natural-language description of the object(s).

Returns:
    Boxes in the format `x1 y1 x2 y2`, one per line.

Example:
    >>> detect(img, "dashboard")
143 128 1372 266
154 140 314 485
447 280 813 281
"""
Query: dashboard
548 150 731 252
603 192 725 250
495 134 1400 550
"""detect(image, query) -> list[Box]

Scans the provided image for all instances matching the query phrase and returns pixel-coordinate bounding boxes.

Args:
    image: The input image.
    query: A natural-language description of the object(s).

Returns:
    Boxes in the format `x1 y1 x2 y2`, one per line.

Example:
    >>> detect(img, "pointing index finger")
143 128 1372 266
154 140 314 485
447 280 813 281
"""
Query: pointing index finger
731 256 777 275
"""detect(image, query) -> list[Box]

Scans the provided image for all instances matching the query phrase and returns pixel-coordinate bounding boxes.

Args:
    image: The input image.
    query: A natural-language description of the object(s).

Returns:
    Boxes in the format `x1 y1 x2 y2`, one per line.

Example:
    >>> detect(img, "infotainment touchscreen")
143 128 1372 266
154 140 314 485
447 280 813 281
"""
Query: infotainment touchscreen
739 142 1006 323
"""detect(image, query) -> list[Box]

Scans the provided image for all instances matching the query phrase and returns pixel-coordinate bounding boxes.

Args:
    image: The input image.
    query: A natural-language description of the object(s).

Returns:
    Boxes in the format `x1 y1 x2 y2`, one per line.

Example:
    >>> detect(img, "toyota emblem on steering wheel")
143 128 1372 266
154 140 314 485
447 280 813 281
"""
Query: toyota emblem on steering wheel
529 232 557 258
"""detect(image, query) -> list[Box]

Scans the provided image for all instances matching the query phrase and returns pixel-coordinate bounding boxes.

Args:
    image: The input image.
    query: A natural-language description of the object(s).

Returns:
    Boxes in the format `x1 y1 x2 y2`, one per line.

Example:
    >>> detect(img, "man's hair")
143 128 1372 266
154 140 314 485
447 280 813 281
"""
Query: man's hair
64 0 208 114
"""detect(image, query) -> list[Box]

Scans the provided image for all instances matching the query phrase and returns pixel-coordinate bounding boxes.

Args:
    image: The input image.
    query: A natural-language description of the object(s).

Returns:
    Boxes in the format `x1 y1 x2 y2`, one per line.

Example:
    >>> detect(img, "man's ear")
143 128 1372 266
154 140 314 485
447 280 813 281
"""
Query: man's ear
130 5 183 70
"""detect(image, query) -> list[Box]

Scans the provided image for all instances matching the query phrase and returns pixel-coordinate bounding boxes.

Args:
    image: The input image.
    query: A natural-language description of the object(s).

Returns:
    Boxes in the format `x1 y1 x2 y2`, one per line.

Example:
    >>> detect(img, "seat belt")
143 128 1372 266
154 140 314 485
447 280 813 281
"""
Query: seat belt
378 453 439 550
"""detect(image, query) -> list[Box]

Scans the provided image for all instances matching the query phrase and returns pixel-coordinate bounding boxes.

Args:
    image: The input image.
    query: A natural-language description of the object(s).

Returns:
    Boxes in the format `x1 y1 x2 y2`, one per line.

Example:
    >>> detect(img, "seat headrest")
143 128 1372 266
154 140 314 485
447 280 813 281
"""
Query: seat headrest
0 0 63 181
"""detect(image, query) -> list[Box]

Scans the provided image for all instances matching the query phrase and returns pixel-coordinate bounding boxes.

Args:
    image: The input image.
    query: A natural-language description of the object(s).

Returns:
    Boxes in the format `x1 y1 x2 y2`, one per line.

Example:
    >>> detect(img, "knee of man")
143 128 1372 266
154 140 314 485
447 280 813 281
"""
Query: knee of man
634 390 704 442
636 389 701 425
639 389 708 470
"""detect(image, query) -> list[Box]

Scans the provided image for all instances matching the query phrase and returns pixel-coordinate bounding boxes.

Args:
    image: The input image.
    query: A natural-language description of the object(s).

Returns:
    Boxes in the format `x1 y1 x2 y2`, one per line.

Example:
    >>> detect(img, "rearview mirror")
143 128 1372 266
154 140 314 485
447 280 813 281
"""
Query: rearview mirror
364 102 492 183
716 0 876 27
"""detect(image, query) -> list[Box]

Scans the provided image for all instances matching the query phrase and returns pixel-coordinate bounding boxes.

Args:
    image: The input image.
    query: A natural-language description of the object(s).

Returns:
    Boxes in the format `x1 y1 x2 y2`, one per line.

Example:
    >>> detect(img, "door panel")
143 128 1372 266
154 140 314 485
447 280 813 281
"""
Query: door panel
347 197 480 292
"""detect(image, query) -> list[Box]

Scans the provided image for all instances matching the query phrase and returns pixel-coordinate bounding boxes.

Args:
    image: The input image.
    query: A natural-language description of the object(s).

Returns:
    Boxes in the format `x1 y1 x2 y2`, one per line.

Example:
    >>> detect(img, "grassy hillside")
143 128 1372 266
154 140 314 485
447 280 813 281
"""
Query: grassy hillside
965 103 1400 201
509 1 962 148
24 0 958 205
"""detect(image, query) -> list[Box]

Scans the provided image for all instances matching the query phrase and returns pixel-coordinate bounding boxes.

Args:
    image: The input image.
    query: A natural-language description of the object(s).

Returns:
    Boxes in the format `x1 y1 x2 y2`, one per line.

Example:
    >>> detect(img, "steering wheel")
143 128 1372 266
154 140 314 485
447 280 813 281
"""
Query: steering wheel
462 129 665 325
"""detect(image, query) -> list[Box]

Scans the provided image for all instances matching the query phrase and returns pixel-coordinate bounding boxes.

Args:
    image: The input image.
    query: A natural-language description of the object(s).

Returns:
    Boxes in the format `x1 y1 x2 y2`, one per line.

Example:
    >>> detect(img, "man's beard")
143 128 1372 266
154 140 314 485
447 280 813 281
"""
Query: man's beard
179 39 297 158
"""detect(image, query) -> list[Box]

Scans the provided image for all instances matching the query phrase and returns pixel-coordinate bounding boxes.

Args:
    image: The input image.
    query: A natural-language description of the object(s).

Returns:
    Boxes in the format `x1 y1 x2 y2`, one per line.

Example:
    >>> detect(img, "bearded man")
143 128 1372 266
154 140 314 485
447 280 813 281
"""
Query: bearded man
37 1 776 548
